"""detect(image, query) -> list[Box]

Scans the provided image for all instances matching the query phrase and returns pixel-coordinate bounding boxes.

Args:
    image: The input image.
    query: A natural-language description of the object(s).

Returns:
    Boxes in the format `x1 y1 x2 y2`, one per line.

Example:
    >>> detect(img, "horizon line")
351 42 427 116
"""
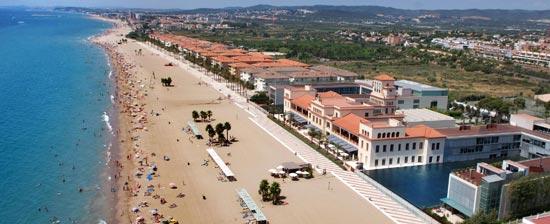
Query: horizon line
2 4 550 12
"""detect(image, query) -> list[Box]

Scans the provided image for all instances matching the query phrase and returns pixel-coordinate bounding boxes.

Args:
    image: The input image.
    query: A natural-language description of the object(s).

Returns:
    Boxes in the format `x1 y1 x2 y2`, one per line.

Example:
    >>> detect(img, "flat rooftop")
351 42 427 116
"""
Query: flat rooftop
398 108 456 123
395 80 446 92
437 124 524 138
454 169 486 186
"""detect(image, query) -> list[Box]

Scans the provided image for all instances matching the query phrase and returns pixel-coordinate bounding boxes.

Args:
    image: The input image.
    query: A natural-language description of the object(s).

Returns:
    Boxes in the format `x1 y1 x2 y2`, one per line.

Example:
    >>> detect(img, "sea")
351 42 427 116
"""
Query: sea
0 8 115 223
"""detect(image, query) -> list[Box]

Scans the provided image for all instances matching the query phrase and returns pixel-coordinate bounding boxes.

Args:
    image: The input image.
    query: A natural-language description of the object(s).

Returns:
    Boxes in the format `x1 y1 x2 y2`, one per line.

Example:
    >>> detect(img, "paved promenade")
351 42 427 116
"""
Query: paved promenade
139 42 435 224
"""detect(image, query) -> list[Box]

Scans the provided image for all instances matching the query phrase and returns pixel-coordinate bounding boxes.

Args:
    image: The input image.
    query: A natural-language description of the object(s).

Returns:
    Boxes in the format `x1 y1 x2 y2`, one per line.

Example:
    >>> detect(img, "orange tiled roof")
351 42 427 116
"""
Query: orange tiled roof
405 125 446 138
228 62 254 69
212 56 238 63
332 113 366 135
318 91 341 98
291 95 315 109
374 73 395 81
276 59 309 67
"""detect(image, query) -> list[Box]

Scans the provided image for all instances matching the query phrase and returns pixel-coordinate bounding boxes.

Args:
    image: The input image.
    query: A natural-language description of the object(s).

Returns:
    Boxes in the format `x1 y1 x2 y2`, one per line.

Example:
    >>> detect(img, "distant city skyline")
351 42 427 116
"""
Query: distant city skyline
2 0 550 10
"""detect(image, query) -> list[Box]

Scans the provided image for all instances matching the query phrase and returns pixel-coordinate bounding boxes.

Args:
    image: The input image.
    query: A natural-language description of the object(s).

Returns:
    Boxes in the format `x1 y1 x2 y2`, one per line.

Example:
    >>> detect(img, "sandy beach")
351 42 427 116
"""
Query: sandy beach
92 18 393 224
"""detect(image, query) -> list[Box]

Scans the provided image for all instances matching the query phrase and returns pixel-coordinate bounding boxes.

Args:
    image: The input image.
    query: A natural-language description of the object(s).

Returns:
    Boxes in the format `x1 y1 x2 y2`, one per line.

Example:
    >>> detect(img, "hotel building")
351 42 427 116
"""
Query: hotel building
284 74 550 170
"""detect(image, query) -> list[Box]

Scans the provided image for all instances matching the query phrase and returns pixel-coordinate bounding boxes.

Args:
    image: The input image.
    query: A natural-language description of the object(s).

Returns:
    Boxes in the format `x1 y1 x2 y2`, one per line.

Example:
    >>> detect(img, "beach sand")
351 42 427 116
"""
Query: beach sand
93 19 393 224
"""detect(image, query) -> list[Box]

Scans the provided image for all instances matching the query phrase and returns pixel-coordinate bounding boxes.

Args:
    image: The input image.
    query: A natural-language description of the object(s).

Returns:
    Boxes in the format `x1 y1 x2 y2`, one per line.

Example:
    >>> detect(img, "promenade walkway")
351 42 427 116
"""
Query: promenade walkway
138 41 435 224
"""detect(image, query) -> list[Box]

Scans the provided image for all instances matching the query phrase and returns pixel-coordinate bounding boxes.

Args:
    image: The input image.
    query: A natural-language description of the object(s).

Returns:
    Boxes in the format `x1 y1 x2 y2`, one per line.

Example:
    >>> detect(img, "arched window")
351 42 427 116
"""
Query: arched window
391 132 395 138
396 132 400 137
382 133 386 138
377 133 381 138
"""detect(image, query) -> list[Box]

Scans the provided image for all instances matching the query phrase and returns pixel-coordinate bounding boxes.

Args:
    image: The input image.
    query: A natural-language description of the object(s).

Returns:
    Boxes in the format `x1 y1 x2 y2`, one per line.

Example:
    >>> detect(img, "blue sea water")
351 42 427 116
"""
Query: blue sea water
0 9 114 223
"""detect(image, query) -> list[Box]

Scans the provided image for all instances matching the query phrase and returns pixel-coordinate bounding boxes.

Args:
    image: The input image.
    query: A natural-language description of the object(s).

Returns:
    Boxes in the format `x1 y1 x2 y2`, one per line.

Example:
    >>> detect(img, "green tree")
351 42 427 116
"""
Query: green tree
462 211 500 224
200 111 208 121
258 179 270 201
205 124 214 141
192 110 199 121
269 182 282 205
215 123 225 142
224 122 232 138
207 110 213 121
250 92 270 105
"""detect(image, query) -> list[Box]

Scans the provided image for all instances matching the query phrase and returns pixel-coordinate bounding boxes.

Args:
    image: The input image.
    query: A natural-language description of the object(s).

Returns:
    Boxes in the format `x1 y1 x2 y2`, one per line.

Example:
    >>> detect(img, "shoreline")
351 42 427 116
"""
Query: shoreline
89 15 394 224
89 17 135 224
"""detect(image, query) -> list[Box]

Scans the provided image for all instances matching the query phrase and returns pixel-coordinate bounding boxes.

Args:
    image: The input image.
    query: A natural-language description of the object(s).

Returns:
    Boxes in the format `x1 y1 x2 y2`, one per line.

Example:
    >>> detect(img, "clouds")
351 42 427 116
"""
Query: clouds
1 0 550 10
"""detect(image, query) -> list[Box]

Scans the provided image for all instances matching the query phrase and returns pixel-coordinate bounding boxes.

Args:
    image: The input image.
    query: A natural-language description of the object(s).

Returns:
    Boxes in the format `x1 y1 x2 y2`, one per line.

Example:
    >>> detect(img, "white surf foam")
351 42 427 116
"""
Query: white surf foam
102 112 113 134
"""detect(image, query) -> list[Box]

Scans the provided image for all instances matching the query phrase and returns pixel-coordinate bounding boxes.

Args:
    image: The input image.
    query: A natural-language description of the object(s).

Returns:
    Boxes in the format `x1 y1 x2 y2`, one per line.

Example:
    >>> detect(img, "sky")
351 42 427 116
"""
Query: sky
1 0 550 10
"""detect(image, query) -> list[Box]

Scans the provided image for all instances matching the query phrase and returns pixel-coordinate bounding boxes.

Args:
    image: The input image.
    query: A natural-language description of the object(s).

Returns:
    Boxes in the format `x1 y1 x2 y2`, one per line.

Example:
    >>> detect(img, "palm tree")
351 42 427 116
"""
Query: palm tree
215 123 225 142
258 180 270 201
269 182 282 205
205 124 214 141
200 111 208 122
207 110 213 121
224 122 231 139
208 129 216 143
192 110 199 121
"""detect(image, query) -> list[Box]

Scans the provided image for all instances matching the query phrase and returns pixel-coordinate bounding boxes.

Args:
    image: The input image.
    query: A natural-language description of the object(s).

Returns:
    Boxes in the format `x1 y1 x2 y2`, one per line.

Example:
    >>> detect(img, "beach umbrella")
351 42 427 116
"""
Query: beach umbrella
268 169 277 174
169 183 177 189
289 173 298 178
276 165 284 170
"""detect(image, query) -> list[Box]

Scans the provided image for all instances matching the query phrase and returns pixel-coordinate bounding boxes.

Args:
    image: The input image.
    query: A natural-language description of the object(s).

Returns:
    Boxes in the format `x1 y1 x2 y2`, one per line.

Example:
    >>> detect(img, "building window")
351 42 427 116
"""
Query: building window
418 156 422 163
429 156 433 163
412 142 416 150
436 143 440 150
419 142 423 149
398 144 401 151
411 156 415 163
365 112 369 117
406 143 409 150
382 133 386 138
404 157 408 163
377 133 381 138
389 158 393 165
375 145 379 153
375 159 378 166
383 145 387 152
397 157 400 164
413 105 419 109
390 144 394 152
436 155 440 162
431 143 435 150
413 99 420 103
396 132 400 137
382 159 386 166
398 100 404 104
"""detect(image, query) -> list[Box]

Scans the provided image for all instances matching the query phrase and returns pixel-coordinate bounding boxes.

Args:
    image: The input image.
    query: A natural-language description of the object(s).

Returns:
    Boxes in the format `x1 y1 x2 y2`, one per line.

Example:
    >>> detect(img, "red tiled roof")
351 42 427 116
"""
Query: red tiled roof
374 73 396 81
228 62 253 69
276 59 309 67
332 113 366 135
291 95 314 109
318 91 341 98
406 125 446 139
212 56 238 63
